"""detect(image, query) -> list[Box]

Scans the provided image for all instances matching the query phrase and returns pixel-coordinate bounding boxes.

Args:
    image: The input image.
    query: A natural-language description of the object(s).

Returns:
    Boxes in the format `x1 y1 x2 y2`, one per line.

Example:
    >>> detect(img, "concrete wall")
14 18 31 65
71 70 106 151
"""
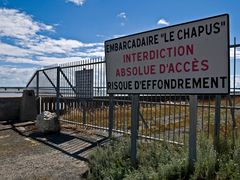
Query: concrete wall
0 90 37 122
20 90 37 122
0 97 21 121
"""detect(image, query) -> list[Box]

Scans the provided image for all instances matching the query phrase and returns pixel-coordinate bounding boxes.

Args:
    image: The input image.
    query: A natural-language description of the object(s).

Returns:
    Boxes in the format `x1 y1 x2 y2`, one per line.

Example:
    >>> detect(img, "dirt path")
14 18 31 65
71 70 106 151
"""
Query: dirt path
0 122 96 180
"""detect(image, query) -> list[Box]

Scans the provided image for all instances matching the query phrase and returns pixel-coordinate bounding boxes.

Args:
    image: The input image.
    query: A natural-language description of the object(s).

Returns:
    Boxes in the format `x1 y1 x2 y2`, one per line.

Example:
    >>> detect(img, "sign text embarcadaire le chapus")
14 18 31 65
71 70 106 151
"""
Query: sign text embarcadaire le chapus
105 14 229 94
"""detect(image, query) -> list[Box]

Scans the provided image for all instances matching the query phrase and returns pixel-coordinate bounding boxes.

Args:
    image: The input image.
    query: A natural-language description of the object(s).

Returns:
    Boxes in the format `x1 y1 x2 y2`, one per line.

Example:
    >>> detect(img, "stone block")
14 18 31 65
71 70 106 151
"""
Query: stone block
36 111 60 133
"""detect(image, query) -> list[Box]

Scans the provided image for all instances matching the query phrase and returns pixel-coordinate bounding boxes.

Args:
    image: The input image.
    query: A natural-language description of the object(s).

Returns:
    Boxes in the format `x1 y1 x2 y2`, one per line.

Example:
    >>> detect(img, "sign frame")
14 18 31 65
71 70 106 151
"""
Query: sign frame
105 14 230 95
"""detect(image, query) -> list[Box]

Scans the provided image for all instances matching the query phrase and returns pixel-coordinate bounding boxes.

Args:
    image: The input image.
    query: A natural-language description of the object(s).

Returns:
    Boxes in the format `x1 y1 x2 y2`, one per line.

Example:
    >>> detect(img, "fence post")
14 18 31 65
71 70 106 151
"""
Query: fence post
232 37 237 142
36 70 39 97
131 94 139 168
188 95 198 171
82 100 86 126
36 70 40 114
108 94 114 137
214 95 221 150
56 67 60 119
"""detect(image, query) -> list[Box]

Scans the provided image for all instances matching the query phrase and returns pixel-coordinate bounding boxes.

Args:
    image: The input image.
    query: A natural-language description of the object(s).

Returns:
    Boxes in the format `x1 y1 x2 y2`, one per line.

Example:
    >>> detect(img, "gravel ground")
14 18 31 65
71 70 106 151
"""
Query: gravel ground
0 122 89 180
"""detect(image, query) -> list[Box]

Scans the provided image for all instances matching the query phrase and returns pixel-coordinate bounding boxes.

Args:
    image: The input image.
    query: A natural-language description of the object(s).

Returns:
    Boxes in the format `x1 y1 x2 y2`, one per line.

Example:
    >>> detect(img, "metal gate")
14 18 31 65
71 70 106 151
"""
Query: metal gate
26 42 240 145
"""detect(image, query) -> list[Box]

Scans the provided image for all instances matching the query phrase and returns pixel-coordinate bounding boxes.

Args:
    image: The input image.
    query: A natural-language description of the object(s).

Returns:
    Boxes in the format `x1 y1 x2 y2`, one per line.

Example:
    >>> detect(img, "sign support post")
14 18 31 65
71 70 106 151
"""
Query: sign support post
108 94 114 137
131 94 139 168
188 95 198 171
214 95 221 151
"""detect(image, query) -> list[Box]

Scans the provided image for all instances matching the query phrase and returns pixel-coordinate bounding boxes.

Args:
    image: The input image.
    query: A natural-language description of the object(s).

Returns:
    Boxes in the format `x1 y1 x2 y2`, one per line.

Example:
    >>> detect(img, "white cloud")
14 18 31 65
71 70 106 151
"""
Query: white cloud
230 47 240 58
0 8 53 39
230 75 240 89
157 18 170 26
66 0 85 6
112 34 126 39
0 66 36 86
0 42 32 57
237 76 240 89
23 37 101 55
96 34 105 38
0 8 104 86
0 43 104 66
120 22 125 26
117 12 127 26
0 8 103 60
3 57 42 65
38 56 84 65
117 12 127 19
36 48 104 66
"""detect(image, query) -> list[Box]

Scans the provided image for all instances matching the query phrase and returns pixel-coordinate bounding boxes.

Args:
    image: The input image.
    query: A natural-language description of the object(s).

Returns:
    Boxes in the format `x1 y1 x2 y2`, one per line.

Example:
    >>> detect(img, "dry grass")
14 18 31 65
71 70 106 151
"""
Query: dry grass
61 123 97 136
60 96 240 142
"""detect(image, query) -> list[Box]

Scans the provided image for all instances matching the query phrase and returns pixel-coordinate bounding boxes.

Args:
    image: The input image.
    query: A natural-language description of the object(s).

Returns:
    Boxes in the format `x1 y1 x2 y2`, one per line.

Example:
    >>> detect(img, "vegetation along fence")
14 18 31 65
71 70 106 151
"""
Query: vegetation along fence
26 42 240 145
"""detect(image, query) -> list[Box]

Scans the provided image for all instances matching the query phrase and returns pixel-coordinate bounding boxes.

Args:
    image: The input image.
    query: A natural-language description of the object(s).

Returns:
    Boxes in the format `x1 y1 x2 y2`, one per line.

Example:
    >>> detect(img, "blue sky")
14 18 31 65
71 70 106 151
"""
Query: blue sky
0 0 239 86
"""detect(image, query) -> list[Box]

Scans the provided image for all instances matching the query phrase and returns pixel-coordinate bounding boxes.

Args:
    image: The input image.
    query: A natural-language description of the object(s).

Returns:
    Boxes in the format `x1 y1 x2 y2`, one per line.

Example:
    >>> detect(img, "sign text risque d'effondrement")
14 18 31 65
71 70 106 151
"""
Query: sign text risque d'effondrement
105 15 229 94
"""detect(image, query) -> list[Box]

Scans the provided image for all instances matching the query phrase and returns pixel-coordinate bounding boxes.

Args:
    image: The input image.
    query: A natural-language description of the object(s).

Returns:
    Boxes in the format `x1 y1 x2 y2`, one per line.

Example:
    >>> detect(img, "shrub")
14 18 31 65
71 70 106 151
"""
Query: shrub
88 135 240 180
88 139 132 180
138 142 188 179
217 138 240 179
190 135 217 180
88 139 188 180
124 167 159 180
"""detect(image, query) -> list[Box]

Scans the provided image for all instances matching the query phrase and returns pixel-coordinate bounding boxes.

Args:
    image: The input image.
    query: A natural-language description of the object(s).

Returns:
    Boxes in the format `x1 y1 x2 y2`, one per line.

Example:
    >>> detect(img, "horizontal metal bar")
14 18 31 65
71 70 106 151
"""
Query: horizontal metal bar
38 66 59 71
0 87 25 90
230 44 240 48
60 60 106 69
60 119 184 146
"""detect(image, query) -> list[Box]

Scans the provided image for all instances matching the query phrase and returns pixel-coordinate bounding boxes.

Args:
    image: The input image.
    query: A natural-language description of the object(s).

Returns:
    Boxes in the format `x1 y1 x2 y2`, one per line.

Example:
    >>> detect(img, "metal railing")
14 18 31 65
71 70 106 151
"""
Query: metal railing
26 43 240 145
0 87 25 97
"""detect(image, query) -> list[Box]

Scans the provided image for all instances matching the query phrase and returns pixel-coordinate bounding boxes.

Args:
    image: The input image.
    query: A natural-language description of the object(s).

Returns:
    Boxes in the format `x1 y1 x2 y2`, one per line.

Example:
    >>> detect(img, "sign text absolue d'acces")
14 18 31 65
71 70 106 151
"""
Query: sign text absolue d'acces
105 14 229 94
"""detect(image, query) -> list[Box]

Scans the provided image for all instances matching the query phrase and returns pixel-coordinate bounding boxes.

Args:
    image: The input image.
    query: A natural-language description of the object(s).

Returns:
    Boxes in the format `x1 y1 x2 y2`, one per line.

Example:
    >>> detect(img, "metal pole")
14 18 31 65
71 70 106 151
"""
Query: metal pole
188 95 198 171
131 94 139 168
56 67 60 119
214 95 221 150
36 71 40 114
36 70 39 97
233 37 237 140
82 100 86 126
108 94 114 137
